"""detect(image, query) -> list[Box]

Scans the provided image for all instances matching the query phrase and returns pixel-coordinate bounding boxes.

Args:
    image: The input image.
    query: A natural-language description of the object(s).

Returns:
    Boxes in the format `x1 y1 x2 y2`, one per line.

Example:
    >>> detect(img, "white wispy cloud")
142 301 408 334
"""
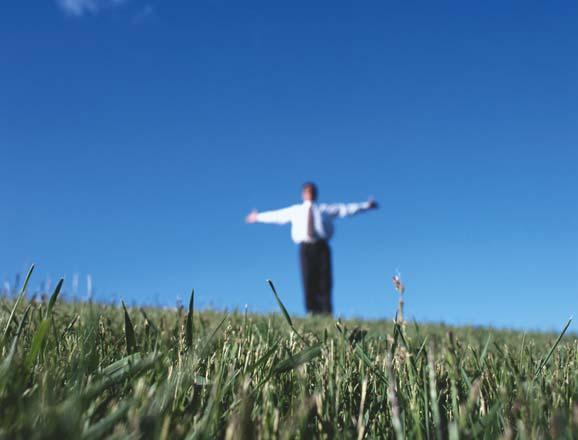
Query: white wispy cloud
132 4 154 23
56 0 130 16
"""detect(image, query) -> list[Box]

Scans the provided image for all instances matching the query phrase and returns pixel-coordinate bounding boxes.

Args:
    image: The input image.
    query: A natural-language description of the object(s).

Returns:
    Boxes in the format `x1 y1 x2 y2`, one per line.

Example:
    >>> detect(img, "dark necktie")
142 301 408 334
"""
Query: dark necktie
307 205 317 241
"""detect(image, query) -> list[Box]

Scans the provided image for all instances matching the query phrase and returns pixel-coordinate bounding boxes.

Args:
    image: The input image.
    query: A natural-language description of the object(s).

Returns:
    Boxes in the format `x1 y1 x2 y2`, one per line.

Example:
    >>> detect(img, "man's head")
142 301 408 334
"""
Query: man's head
302 182 318 202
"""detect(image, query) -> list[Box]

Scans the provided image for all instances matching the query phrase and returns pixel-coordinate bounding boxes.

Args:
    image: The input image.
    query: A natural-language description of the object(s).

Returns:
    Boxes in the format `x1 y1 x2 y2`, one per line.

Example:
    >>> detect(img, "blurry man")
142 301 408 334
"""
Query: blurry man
246 183 378 315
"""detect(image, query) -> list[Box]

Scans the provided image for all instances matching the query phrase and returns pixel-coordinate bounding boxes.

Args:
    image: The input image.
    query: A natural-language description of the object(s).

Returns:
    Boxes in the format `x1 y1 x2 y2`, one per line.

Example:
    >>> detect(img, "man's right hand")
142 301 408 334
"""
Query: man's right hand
367 198 379 209
246 210 259 223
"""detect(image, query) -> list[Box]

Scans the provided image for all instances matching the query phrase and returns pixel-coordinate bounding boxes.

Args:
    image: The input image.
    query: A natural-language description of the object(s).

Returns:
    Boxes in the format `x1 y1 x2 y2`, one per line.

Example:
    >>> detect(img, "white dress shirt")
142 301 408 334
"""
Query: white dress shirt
255 200 372 243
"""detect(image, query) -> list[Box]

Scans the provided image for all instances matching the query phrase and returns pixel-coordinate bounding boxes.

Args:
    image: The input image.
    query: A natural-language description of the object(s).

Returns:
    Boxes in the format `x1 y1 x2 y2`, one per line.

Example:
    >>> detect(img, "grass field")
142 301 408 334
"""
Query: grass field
0 267 576 439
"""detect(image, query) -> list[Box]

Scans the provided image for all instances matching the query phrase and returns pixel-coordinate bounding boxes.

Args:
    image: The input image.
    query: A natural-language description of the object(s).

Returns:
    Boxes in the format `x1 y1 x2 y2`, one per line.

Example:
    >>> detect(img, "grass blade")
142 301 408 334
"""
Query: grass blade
100 353 143 378
354 345 388 384
273 344 322 374
479 333 491 366
199 314 229 356
534 317 572 379
82 401 131 440
267 279 306 344
0 304 32 381
69 353 159 409
139 308 159 334
246 340 280 374
60 315 79 339
1 264 34 343
121 301 138 354
267 279 293 327
46 278 64 318
26 319 51 369
185 288 194 350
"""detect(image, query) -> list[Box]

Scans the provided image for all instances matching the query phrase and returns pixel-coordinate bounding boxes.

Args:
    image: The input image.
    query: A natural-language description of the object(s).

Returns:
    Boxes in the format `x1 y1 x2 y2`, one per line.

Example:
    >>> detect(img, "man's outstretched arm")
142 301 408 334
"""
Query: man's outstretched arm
321 198 378 218
246 206 295 224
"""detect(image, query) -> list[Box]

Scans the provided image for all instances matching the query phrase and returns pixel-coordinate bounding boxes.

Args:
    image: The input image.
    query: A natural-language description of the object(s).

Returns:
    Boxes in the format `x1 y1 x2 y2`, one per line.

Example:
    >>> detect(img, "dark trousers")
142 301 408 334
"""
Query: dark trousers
299 240 333 315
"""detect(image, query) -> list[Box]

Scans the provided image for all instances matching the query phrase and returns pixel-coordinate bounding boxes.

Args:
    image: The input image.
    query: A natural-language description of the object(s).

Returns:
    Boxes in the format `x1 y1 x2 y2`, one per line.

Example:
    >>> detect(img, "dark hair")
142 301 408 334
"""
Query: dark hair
302 182 318 200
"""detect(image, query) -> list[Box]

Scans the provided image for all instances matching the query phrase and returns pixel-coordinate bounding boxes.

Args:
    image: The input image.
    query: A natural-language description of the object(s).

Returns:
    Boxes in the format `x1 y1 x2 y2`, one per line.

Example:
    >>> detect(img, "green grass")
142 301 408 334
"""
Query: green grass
0 276 576 439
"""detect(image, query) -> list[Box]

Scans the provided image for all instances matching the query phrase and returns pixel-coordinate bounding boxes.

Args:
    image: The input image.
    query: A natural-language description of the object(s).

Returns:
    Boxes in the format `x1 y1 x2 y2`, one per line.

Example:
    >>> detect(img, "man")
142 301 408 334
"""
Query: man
246 182 378 315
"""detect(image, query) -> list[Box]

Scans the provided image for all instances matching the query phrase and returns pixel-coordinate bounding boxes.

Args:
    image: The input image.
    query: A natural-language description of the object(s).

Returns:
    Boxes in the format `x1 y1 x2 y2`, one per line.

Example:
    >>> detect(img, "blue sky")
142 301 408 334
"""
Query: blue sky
1 1 577 331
